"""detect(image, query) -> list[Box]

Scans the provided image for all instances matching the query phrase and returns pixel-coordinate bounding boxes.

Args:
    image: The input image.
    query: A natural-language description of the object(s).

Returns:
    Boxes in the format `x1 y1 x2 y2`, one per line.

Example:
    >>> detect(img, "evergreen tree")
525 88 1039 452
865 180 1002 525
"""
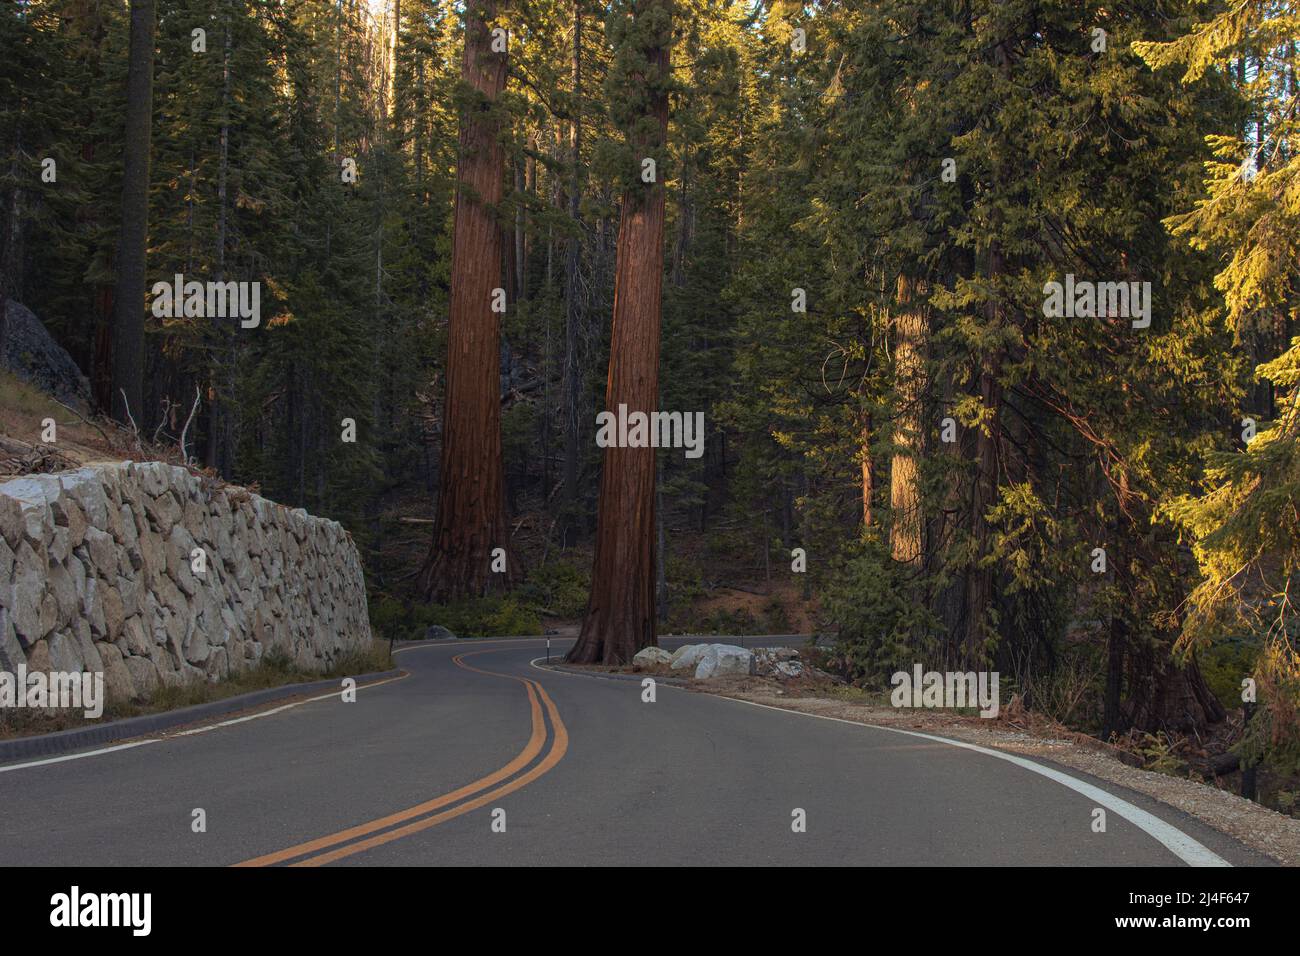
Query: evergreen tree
111 0 156 426
1141 1 1300 767
416 0 514 601
569 0 673 664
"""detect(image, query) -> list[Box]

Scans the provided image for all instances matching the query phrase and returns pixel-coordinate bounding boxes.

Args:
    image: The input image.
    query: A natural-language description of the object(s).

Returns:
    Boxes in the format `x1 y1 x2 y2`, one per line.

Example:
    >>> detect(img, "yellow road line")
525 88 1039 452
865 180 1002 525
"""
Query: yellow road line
235 649 566 867
292 681 567 866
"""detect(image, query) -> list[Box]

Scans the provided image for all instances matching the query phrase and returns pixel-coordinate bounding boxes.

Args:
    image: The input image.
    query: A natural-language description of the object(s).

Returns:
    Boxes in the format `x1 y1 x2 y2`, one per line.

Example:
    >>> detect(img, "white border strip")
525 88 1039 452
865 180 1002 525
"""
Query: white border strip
868 721 1232 867
0 739 160 774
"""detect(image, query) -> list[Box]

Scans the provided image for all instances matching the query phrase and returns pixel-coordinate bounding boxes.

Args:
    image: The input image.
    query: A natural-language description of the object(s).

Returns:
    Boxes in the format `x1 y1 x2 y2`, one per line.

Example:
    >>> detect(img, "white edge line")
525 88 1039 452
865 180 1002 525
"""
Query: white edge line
0 739 160 774
169 674 406 737
2 642 529 775
392 637 548 655
527 657 1231 868
0 674 406 774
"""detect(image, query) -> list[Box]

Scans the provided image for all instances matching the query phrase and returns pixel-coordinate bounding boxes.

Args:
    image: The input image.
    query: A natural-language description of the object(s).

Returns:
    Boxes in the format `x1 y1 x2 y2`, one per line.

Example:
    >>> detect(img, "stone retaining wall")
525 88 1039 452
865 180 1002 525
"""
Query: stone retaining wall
0 461 371 704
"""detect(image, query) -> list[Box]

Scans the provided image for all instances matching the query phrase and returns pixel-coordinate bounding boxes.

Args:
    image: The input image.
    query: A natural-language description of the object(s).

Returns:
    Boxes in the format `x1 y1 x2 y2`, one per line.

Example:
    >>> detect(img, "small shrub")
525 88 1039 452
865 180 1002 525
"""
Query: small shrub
666 554 704 607
821 539 937 683
369 595 409 641
1024 648 1104 728
517 559 590 619
762 598 792 633
1135 731 1189 777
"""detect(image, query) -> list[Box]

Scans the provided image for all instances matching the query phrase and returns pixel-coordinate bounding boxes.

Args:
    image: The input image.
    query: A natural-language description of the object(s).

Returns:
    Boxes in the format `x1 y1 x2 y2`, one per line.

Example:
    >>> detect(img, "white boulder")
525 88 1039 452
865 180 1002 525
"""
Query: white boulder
632 646 673 668
694 644 755 680
669 643 709 670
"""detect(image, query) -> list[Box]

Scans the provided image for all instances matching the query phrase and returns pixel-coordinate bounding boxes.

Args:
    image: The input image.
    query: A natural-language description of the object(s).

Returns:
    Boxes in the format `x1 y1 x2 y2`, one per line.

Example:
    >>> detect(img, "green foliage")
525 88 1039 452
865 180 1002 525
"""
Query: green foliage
372 594 542 640
1139 1 1300 770
1135 731 1190 777
4 0 456 543
697 606 757 635
373 558 594 639
516 558 591 619
822 538 938 683
1199 638 1260 709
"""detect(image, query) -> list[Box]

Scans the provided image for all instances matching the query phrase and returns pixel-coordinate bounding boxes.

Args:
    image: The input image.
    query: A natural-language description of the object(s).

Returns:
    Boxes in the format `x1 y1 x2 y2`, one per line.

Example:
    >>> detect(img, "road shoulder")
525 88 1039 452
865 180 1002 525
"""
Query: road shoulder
0 667 403 765
705 682 1299 867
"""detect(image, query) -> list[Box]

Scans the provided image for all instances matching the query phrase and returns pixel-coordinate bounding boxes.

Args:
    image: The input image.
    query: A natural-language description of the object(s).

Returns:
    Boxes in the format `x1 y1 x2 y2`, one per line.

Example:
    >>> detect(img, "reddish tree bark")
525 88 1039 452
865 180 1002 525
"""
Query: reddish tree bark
568 0 670 664
1123 644 1227 733
890 274 927 564
860 410 873 530
418 0 513 602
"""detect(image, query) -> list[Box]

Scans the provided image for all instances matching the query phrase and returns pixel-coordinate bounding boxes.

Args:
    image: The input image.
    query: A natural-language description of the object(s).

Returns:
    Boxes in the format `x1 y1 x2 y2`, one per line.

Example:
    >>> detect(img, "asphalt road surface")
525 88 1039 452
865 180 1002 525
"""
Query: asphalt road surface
0 636 1271 866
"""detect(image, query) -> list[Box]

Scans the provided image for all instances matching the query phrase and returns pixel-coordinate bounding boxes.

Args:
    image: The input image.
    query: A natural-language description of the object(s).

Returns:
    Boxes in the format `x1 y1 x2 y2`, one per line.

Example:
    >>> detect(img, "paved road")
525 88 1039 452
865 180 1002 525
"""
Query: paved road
0 636 1270 866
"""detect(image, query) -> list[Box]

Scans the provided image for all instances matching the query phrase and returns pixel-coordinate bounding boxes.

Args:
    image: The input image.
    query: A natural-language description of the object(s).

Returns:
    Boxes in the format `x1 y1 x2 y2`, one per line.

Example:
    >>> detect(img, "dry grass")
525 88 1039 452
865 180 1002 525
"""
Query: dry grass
0 368 207 478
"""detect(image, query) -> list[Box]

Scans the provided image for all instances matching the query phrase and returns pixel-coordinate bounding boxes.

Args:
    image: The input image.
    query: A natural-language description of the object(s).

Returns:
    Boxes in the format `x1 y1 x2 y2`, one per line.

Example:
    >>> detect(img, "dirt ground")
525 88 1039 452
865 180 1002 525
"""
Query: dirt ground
0 369 178 476
683 580 818 633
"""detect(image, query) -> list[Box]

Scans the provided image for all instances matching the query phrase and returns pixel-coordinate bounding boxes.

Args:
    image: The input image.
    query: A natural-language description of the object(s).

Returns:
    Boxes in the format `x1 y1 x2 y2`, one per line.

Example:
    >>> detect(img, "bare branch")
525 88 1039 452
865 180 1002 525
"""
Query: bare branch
119 389 142 453
50 398 113 445
179 384 201 465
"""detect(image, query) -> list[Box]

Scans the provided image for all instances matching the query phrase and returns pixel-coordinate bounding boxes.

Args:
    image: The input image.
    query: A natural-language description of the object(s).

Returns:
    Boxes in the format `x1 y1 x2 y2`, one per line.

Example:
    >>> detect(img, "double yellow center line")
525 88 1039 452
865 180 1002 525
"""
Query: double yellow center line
234 650 568 867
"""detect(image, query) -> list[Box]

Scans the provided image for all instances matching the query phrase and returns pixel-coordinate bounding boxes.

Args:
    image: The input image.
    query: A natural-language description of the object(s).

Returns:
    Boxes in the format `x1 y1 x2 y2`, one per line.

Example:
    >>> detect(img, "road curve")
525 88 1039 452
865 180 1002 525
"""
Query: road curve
0 636 1270 866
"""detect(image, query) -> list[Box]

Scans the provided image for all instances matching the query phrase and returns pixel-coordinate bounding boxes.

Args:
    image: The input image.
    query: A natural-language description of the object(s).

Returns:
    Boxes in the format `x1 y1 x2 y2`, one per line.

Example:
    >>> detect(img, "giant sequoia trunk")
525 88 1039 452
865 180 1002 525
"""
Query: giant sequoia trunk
1123 643 1226 733
568 0 670 665
418 0 512 603
111 0 155 426
890 274 927 565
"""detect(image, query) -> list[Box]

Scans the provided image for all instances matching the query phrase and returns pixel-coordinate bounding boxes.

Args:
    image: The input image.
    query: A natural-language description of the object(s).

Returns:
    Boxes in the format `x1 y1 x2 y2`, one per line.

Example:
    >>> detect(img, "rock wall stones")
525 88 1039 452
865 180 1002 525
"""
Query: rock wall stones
0 461 371 704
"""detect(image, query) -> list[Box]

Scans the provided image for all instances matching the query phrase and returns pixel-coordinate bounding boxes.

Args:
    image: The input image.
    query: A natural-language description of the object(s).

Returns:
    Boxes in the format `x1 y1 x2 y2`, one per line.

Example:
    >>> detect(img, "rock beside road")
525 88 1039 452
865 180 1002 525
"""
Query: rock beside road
669 643 710 670
753 646 804 679
694 644 755 679
631 642 825 683
632 646 674 667
666 641 751 678
1 299 92 411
